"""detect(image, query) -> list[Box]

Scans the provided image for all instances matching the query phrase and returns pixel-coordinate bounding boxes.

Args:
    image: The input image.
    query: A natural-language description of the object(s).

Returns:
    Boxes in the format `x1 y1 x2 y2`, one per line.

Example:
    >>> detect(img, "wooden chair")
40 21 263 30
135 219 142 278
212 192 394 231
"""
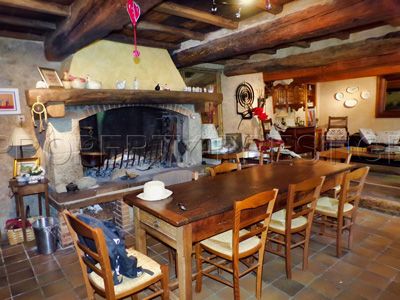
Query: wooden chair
62 210 169 300
324 116 349 149
195 189 278 300
209 162 241 177
266 176 325 279
261 119 273 140
318 149 352 198
313 167 369 257
254 139 282 165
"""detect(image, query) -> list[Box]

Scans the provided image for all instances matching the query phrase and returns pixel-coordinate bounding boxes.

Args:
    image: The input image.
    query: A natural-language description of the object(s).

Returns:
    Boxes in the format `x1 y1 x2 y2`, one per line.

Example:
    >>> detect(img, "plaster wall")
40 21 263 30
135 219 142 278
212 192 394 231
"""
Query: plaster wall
316 77 398 134
65 40 186 91
0 37 62 232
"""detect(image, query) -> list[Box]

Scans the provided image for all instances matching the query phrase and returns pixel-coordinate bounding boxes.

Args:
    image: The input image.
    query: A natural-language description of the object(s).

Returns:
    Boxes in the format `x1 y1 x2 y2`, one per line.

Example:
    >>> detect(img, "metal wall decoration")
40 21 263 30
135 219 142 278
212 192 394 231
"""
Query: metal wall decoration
236 81 254 119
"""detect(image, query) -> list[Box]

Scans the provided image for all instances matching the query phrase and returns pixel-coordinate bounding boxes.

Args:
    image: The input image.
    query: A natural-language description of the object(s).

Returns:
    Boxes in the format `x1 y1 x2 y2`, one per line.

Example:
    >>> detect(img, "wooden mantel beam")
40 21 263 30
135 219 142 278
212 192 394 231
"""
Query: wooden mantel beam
223 32 400 80
0 0 69 17
106 32 179 50
137 21 205 41
172 0 400 67
45 0 164 61
154 2 238 30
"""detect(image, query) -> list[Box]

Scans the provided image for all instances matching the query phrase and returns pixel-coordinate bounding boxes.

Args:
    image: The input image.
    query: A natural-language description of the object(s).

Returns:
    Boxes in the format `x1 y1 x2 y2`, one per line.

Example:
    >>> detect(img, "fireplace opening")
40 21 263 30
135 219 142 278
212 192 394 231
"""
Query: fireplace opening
78 106 187 182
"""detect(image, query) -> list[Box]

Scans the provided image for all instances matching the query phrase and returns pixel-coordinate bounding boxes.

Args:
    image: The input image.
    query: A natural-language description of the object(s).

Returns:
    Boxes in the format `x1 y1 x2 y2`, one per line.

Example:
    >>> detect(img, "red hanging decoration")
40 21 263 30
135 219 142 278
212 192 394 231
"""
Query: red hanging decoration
126 0 141 57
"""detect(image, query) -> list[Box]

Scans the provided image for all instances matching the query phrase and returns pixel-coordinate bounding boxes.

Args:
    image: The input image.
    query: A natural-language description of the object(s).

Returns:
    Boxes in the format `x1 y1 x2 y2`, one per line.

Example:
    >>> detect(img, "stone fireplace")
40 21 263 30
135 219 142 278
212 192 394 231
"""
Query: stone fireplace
43 103 202 193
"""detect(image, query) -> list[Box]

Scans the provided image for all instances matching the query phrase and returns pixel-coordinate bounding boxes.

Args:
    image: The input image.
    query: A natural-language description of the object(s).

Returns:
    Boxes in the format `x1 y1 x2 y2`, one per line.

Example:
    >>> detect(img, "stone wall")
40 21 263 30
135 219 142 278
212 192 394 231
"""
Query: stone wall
0 37 62 233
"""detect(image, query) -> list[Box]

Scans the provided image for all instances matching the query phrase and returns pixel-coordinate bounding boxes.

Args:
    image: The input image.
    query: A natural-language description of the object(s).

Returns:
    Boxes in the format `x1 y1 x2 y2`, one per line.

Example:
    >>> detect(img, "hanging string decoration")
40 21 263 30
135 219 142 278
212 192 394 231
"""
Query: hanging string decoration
126 0 141 58
31 96 48 133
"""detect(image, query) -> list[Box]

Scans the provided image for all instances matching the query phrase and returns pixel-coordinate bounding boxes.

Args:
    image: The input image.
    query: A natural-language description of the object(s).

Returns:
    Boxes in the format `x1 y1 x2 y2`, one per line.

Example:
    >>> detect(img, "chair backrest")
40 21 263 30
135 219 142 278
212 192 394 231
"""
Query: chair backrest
153 169 198 186
285 176 326 232
318 149 352 164
261 119 273 140
209 162 240 177
233 189 278 259
62 210 116 299
254 139 282 165
328 116 348 129
338 166 369 215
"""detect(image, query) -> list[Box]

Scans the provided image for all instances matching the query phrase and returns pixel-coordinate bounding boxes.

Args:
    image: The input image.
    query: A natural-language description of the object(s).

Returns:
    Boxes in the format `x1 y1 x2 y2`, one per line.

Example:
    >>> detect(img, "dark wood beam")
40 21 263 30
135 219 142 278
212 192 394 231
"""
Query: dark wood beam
0 0 69 17
0 14 56 30
223 32 400 80
106 32 179 50
286 41 311 48
387 17 400 26
172 0 400 67
137 21 205 41
45 0 164 61
0 29 44 41
154 2 238 29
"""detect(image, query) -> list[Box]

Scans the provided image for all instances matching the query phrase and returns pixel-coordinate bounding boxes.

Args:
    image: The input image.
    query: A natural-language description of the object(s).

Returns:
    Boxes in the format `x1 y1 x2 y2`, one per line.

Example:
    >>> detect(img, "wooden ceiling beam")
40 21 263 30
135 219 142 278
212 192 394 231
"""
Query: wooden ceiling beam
0 0 69 17
154 2 238 29
106 32 179 50
172 0 400 67
45 0 165 61
137 21 205 41
223 32 400 79
286 41 311 48
0 14 56 30
0 29 44 41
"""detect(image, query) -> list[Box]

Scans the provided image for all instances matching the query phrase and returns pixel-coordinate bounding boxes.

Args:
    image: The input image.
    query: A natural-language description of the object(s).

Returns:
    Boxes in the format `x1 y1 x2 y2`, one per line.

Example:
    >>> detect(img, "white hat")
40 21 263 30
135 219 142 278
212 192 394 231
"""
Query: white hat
137 180 173 201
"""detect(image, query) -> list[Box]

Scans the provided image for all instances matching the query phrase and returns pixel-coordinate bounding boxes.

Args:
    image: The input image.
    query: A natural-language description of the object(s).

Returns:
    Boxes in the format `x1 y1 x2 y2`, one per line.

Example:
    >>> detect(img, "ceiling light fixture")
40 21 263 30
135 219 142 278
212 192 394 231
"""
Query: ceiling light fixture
211 0 272 19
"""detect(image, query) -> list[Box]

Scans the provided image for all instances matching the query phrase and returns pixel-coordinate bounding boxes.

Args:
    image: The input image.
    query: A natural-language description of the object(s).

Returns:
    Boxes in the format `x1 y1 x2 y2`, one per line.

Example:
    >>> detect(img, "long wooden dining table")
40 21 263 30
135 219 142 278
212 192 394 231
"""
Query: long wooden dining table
124 160 354 299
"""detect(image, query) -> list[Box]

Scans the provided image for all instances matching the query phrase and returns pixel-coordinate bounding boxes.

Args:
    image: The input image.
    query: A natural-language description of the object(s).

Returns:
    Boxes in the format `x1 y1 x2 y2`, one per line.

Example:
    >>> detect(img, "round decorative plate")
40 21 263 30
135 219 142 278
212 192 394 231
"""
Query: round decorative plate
344 98 358 108
334 92 344 101
360 90 370 100
346 86 359 94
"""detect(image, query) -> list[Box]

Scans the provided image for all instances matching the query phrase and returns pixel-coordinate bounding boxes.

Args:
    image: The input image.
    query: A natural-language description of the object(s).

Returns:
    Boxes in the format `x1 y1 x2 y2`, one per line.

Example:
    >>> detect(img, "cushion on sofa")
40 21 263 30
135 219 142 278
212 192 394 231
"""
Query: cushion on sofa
375 130 400 145
359 128 377 145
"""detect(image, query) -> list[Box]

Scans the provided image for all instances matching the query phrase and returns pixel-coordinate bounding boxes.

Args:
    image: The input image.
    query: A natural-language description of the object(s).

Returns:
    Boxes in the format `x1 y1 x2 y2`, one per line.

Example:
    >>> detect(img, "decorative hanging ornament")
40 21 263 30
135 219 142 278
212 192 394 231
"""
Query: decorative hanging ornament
126 0 141 57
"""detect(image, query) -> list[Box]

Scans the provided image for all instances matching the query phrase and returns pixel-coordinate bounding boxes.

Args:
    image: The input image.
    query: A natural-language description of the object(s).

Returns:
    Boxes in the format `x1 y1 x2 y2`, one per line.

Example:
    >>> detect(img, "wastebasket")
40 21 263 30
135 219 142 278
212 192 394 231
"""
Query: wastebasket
32 217 58 255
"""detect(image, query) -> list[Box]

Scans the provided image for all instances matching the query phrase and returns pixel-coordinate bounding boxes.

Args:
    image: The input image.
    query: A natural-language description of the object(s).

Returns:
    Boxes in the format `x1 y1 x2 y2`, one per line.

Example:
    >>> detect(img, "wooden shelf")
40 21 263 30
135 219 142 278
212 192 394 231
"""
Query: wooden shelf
26 89 223 106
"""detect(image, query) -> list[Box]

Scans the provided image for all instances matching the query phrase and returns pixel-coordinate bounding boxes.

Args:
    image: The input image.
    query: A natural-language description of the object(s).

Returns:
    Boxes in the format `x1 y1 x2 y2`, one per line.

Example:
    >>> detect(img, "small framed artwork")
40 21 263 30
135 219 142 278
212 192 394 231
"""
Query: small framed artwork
37 67 64 88
13 157 40 177
0 88 21 115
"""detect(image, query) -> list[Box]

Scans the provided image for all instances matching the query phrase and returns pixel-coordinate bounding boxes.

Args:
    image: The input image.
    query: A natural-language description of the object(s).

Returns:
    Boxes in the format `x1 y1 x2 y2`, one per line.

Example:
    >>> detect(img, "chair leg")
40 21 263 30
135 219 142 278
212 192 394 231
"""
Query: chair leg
233 263 240 300
303 228 311 271
256 259 262 300
131 295 138 300
348 221 354 251
336 218 343 257
195 243 203 293
168 248 178 278
160 264 169 300
285 237 292 279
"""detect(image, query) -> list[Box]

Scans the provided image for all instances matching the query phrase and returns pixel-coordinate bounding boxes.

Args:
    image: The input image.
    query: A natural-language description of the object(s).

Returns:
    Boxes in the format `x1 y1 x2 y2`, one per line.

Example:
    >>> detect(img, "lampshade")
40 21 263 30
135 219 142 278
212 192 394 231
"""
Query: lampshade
10 127 33 147
201 124 218 139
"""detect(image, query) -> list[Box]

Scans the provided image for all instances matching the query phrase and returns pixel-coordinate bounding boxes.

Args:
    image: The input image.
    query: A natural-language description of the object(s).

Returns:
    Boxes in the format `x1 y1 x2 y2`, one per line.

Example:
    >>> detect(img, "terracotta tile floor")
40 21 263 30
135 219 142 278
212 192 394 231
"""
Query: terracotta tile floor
1 208 400 299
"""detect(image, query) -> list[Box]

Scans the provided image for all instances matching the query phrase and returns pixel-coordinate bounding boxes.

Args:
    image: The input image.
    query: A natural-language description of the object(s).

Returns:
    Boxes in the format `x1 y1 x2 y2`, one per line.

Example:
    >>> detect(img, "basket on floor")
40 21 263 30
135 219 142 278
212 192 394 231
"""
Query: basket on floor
6 217 38 245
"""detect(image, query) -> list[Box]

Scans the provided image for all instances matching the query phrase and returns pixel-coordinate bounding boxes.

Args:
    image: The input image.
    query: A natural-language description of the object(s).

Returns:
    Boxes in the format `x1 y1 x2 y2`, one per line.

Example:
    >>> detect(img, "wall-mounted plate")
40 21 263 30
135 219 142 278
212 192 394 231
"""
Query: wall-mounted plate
334 92 344 101
360 90 370 100
346 86 359 94
344 98 358 108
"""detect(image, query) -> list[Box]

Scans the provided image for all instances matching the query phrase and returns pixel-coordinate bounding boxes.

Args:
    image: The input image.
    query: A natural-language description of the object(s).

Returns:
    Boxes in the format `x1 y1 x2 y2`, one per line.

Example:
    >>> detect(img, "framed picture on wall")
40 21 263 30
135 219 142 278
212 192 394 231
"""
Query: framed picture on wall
13 157 40 177
37 67 64 88
0 88 21 115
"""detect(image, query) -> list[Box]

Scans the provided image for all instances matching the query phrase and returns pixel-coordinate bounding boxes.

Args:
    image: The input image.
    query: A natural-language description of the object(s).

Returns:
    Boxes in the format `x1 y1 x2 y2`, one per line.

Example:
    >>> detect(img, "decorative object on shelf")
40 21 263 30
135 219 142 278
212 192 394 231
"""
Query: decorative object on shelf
133 77 139 90
236 81 254 120
35 81 47 89
155 83 161 91
360 90 371 100
13 157 40 177
116 80 126 89
9 122 33 158
71 77 87 89
86 76 102 89
31 96 48 132
28 165 45 183
37 67 63 88
334 92 344 101
344 98 358 108
126 0 141 58
346 86 359 94
0 88 21 115
66 182 79 192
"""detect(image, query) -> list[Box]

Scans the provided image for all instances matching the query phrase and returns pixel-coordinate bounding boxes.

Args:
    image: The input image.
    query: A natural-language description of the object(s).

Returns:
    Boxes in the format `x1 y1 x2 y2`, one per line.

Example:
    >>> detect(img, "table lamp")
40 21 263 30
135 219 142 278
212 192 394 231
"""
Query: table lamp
201 124 221 152
10 126 33 158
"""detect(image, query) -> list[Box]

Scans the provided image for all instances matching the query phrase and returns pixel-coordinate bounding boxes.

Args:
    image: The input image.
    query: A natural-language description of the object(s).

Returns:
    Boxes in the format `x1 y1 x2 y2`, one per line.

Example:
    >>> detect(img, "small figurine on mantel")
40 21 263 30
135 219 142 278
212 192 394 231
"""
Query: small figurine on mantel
155 83 161 91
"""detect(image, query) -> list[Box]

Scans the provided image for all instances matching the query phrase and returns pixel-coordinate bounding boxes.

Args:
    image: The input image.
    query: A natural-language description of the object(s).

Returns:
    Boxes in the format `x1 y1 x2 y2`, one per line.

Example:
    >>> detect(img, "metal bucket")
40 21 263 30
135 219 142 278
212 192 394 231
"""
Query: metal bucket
32 217 58 255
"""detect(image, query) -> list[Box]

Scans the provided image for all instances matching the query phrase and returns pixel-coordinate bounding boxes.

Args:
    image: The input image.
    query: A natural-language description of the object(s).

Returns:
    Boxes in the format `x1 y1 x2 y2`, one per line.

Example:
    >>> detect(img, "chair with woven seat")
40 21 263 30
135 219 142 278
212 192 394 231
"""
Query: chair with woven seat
313 166 369 257
195 189 278 300
254 139 282 165
62 210 169 300
209 162 241 177
324 116 349 149
318 149 352 198
266 176 325 279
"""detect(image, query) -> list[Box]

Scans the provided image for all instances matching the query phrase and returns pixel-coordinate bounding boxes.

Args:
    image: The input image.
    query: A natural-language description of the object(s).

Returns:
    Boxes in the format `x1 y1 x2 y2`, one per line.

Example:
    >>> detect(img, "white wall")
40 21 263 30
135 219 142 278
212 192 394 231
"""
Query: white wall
220 73 274 143
317 77 398 134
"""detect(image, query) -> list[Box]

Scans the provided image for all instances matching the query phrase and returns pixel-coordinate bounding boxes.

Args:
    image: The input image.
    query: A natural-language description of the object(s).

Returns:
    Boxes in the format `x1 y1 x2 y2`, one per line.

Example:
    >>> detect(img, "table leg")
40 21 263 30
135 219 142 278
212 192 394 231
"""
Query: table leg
176 224 193 300
18 195 27 242
44 188 50 217
134 207 147 253
38 194 42 216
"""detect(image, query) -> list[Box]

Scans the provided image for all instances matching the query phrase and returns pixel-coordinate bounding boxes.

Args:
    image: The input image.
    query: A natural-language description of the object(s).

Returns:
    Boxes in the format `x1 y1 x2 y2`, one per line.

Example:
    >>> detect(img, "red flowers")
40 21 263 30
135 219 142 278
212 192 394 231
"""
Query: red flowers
252 107 269 121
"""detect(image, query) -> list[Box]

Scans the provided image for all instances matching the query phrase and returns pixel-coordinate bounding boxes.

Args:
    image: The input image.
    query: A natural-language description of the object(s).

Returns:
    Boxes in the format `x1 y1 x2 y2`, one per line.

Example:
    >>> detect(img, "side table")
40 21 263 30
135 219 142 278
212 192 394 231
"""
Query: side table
9 178 50 242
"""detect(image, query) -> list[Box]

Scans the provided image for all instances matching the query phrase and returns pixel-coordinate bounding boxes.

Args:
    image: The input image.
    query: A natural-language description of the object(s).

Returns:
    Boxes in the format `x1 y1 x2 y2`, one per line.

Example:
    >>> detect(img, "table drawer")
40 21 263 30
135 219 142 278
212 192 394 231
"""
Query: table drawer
140 210 177 240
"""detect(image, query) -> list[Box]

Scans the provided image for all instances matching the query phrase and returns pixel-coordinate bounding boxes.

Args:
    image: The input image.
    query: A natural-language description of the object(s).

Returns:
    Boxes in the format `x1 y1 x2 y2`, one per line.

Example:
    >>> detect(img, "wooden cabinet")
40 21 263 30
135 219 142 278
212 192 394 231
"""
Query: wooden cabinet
280 126 316 155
